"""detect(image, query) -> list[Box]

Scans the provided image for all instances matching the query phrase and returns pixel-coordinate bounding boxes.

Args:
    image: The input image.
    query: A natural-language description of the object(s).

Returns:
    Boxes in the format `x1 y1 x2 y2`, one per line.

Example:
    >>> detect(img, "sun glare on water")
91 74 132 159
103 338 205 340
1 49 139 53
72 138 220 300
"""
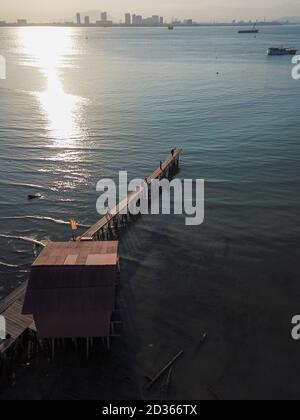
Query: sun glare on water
19 27 85 146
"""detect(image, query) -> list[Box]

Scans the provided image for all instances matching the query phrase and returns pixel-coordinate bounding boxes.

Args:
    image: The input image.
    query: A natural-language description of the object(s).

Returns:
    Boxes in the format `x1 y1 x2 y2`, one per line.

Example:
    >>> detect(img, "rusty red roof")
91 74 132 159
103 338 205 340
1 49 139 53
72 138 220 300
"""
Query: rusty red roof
32 241 118 267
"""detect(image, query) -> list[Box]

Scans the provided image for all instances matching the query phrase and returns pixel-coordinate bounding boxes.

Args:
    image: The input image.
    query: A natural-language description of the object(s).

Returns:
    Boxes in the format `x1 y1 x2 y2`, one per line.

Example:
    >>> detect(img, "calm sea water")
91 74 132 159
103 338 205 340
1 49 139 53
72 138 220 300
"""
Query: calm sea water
0 26 300 399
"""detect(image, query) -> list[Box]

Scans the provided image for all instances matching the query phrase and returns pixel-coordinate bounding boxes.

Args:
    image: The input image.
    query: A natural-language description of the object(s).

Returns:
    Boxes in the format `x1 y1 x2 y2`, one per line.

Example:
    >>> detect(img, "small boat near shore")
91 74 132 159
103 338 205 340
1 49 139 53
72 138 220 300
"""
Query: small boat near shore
27 193 43 200
267 47 297 56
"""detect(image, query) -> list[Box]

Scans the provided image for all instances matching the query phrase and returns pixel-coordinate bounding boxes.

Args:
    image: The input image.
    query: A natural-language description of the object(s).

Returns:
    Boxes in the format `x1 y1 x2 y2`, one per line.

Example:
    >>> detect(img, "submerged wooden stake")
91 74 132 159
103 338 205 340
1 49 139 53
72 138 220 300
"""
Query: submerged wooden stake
147 350 184 390
166 366 173 391
160 366 173 397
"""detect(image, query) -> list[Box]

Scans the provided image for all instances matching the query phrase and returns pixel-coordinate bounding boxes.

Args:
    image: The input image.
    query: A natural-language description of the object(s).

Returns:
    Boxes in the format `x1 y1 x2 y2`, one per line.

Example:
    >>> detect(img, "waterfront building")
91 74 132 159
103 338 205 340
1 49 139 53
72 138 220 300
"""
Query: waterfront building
84 16 90 25
101 12 107 23
76 13 81 25
132 14 143 25
151 15 160 25
125 13 131 25
23 241 119 340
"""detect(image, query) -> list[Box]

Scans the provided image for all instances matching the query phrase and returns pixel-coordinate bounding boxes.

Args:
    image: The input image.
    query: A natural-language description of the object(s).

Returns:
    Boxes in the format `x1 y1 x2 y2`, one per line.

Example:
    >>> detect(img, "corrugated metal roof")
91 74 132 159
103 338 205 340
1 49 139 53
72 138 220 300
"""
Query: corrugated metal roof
86 254 118 266
64 254 78 265
33 241 118 267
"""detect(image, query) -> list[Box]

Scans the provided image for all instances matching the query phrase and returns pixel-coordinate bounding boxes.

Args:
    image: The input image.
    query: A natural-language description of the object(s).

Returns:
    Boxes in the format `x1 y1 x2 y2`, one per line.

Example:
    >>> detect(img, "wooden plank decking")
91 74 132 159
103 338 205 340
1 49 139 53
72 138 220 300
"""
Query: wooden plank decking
145 148 182 185
81 148 182 241
0 282 33 354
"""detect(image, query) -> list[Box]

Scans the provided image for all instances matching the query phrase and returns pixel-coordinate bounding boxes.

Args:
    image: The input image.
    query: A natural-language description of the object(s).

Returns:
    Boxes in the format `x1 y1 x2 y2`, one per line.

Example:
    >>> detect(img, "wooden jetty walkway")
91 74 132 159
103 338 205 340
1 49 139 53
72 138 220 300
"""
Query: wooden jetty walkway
0 148 182 360
0 282 33 355
81 147 182 241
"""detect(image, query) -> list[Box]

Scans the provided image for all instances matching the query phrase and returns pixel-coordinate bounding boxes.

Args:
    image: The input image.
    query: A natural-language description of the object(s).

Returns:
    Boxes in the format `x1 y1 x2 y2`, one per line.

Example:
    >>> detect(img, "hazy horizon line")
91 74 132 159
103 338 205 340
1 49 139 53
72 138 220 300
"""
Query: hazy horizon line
0 13 288 25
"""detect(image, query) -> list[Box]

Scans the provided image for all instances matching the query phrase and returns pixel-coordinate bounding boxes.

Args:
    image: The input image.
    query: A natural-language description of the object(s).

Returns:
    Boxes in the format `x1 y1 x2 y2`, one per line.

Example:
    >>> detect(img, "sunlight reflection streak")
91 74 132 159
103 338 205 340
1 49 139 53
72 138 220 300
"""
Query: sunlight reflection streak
19 28 85 146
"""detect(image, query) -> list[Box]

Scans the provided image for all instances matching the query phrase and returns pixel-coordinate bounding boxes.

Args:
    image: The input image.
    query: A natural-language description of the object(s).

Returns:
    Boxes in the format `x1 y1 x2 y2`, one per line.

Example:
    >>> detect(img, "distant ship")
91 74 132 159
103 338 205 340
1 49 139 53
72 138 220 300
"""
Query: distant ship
267 47 297 56
238 23 259 34
168 25 174 30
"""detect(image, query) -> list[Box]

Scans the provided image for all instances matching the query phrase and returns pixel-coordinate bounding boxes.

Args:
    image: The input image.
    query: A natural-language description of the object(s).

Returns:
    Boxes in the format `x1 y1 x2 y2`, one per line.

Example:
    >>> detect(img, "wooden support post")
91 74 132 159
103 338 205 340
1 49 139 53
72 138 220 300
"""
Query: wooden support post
86 338 89 360
51 339 55 360
167 167 171 180
169 164 173 177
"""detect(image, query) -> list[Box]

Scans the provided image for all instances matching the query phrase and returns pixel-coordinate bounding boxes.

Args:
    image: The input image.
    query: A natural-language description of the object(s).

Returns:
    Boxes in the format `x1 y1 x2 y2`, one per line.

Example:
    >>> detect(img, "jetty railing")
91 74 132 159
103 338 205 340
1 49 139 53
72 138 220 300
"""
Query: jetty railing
80 147 182 241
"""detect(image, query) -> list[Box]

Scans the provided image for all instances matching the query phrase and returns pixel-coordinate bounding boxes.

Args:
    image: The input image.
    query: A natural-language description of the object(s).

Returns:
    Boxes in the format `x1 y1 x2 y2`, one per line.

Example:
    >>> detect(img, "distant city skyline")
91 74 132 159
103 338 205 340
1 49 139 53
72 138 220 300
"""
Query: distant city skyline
1 0 300 23
0 12 284 27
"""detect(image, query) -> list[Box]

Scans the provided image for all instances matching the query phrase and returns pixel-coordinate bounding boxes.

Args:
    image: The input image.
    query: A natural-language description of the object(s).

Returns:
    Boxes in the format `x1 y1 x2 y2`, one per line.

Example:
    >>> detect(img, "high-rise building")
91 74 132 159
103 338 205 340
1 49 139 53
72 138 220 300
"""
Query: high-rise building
101 12 107 23
84 16 90 25
125 13 131 25
152 15 160 25
132 14 143 25
76 13 81 25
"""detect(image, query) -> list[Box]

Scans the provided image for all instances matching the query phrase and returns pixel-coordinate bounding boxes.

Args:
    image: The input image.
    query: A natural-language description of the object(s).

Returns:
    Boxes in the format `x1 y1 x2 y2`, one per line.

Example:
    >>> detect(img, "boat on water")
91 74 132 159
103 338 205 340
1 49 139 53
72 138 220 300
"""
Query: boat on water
28 193 43 200
168 25 174 30
238 23 259 34
267 47 297 56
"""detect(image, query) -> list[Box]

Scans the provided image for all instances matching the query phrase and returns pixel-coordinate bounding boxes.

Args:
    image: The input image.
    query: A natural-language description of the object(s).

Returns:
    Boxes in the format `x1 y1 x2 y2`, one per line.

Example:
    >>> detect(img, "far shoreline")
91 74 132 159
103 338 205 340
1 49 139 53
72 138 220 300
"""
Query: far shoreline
0 22 285 28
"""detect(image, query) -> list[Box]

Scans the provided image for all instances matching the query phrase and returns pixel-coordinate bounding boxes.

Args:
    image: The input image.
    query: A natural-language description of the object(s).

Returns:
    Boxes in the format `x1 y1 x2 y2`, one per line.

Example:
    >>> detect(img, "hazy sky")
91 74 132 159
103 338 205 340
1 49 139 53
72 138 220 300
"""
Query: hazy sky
1 0 300 22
